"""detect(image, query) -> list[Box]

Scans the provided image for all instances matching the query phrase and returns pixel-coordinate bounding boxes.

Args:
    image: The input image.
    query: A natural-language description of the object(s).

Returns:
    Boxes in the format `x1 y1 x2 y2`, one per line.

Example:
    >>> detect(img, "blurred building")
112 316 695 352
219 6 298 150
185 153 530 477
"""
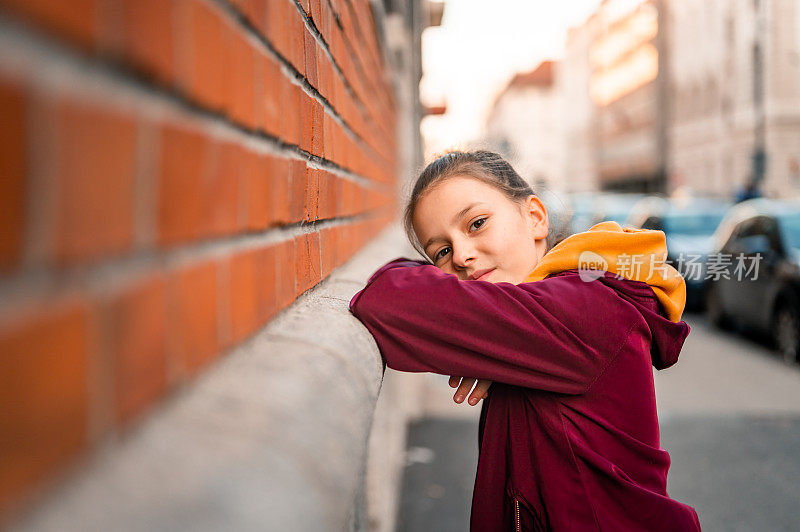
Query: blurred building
477 0 800 198
484 0 669 195
484 61 564 193
589 0 668 193
559 17 600 193
667 0 800 198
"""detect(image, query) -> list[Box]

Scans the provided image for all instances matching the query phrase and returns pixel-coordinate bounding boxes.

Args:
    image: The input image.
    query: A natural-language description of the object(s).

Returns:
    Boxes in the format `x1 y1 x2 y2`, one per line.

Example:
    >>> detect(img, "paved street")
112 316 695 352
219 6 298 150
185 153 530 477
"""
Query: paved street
397 313 800 531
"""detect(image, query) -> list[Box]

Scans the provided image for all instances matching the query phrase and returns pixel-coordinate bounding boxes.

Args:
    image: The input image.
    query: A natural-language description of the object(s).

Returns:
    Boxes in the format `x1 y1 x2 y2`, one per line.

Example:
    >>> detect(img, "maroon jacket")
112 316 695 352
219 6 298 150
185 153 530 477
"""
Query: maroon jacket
349 258 702 531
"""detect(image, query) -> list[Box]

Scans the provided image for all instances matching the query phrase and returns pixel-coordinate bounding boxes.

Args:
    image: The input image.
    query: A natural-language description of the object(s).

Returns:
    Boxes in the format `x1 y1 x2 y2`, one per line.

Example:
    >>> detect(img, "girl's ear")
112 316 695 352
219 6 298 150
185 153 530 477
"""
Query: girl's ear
525 195 549 240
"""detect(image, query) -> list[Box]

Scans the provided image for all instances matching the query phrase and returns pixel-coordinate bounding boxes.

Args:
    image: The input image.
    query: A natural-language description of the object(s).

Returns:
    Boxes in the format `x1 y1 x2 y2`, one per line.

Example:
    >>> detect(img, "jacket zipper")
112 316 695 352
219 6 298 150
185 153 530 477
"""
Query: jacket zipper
515 498 521 532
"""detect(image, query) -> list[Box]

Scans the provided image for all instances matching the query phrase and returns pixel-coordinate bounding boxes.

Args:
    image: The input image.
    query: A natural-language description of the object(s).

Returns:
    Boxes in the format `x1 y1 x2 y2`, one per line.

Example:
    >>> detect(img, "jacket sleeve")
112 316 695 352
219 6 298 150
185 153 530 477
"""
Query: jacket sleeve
348 257 633 395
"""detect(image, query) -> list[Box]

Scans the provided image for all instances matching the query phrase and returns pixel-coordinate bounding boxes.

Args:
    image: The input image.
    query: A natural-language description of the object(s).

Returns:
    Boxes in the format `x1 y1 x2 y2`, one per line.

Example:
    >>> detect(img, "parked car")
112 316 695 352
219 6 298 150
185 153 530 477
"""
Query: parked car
564 192 646 235
626 196 732 310
594 193 648 226
564 192 598 234
704 198 800 364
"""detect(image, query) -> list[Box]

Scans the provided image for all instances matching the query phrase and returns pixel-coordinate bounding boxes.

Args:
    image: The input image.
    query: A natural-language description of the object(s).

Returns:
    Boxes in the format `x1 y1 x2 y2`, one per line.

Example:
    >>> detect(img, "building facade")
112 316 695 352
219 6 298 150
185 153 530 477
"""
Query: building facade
667 0 800 198
560 17 600 194
484 61 565 194
589 0 669 193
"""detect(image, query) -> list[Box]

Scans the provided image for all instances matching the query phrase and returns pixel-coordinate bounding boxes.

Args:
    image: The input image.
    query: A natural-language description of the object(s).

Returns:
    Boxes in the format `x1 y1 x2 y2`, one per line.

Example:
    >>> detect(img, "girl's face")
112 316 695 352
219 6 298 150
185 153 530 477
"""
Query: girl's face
412 175 549 284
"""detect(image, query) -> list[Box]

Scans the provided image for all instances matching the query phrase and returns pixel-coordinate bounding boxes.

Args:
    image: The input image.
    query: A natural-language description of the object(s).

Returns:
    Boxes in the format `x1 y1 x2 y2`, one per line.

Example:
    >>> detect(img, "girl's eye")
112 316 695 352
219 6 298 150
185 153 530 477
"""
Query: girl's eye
470 217 487 231
434 247 451 262
433 217 487 262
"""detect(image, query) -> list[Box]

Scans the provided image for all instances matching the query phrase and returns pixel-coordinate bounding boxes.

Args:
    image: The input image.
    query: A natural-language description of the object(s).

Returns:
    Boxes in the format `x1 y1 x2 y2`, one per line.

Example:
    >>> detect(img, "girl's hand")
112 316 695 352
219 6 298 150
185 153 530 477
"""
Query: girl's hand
448 375 492 406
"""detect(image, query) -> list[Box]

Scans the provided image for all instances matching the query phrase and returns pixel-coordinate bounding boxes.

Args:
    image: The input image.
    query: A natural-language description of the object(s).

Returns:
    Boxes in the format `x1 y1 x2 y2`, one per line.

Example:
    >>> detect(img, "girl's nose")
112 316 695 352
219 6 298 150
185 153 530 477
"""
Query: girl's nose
451 244 476 270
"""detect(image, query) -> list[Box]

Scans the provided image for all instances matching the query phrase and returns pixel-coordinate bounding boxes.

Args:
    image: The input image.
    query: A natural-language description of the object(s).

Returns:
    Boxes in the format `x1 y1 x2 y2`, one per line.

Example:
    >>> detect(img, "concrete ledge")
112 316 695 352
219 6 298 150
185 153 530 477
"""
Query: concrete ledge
11 223 420 532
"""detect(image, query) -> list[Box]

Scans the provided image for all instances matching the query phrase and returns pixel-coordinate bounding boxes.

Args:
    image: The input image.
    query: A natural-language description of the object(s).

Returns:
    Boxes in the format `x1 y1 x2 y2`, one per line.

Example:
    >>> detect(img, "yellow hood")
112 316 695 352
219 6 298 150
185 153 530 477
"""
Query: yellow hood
524 221 687 322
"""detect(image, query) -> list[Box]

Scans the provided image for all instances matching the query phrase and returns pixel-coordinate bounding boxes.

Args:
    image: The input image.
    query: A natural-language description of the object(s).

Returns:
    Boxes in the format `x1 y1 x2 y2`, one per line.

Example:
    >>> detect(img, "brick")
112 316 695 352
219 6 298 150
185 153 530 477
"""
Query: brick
322 112 334 160
107 276 168 426
294 232 320 294
331 121 342 167
344 139 354 170
311 100 324 157
0 302 89 518
351 222 362 255
256 245 278 323
305 168 320 222
299 90 314 152
169 261 218 376
320 225 337 279
337 221 349 261
317 169 330 220
291 84 303 147
204 140 240 237
317 46 332 100
377 190 388 211
265 0 288 60
243 0 267 34
355 181 366 212
340 179 352 216
229 249 260 343
228 0 249 12
247 150 272 230
320 0 334 44
252 56 265 131
229 0 255 19
346 179 357 216
337 129 347 169
188 0 227 111
0 0 96 50
331 174 342 218
309 0 322 31
215 259 232 350
0 80 25 273
55 100 137 264
289 159 307 223
230 30 256 128
276 75 291 141
259 53 281 137
303 27 318 88
275 239 296 308
122 0 174 84
157 123 207 246
270 156 292 226
287 2 305 73
283 82 301 146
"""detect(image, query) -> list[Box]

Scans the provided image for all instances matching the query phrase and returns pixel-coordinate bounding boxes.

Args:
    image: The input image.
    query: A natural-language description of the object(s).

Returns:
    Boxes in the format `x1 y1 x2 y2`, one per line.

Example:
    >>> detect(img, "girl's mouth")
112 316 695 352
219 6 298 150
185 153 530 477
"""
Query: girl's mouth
470 268 496 281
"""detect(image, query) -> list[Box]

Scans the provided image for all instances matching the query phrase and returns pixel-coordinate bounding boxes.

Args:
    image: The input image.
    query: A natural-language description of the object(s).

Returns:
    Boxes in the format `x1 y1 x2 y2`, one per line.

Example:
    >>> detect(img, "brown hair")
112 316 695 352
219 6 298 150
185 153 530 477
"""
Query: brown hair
402 150 568 261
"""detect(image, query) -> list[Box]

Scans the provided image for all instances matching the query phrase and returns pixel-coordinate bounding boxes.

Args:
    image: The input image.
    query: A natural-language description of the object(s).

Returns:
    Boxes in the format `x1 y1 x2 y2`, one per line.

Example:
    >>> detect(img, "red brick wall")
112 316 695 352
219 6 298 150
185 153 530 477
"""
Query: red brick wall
0 0 397 521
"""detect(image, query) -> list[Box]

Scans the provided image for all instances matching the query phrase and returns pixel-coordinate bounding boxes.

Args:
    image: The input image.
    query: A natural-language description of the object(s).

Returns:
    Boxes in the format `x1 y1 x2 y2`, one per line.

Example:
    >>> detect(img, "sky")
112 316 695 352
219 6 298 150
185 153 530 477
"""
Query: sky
420 0 602 157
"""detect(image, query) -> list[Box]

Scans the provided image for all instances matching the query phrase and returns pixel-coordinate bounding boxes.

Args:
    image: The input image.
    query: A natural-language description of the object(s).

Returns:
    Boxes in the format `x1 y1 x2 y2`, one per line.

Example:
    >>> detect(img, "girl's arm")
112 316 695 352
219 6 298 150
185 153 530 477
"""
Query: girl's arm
349 258 637 395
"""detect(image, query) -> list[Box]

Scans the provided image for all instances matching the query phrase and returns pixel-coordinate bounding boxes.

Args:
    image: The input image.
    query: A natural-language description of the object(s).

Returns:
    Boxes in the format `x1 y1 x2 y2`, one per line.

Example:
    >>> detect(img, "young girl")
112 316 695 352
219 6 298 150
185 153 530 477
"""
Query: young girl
349 151 702 531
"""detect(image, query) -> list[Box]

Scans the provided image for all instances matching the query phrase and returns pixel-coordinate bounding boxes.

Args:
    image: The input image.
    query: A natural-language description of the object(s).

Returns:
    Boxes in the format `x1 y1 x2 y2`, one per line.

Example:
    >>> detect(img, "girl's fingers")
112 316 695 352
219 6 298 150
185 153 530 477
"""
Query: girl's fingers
468 379 493 405
448 375 461 388
454 378 476 404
